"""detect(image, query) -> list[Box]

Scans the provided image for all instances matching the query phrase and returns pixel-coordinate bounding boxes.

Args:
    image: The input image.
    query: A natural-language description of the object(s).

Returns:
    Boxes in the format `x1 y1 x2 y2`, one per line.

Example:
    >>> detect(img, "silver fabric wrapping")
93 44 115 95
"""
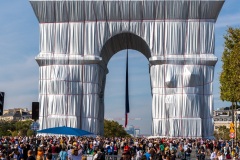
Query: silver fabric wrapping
30 0 224 138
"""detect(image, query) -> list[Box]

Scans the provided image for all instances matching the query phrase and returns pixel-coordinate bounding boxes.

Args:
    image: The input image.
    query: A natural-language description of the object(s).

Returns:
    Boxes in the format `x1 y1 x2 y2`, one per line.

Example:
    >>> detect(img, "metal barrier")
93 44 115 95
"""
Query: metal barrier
105 155 122 160
84 154 122 160
84 155 94 160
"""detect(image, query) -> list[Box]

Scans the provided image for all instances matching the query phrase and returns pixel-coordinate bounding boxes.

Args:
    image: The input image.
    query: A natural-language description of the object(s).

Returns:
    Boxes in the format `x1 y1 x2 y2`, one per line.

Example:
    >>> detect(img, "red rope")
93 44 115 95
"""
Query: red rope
64 0 71 127
44 115 100 119
39 19 215 24
38 52 215 56
180 1 190 137
153 117 213 120
44 0 57 129
163 0 168 137
40 93 101 96
80 0 86 129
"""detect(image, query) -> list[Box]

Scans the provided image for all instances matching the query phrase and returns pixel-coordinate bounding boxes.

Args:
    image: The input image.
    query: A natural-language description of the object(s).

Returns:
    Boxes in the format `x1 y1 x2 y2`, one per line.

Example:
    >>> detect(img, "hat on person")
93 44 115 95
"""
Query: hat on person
73 142 77 146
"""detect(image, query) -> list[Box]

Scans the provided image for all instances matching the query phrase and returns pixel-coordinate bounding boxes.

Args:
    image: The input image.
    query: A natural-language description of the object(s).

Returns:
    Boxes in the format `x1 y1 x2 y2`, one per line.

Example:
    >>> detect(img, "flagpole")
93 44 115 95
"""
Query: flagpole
125 49 129 128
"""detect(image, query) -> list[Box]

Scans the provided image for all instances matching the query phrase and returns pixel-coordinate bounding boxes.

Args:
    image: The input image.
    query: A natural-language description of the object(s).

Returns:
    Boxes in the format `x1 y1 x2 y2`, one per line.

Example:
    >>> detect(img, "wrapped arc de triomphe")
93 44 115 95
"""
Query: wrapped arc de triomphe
30 0 224 138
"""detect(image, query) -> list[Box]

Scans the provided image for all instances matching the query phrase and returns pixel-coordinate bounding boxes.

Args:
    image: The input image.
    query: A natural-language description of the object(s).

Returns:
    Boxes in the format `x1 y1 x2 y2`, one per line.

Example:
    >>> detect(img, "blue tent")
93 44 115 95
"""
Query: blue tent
37 126 93 136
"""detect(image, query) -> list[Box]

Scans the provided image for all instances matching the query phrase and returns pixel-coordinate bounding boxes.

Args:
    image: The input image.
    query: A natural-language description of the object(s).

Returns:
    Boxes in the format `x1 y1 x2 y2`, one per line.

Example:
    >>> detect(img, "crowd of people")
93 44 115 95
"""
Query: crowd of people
0 135 239 160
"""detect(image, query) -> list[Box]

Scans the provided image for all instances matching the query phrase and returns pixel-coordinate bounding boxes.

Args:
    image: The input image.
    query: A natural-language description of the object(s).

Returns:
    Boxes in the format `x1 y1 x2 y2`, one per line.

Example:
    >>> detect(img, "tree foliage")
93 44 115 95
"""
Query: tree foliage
214 125 230 140
215 125 240 140
27 129 34 136
220 27 240 103
0 120 34 137
15 120 33 136
0 120 15 136
0 119 131 137
104 119 130 138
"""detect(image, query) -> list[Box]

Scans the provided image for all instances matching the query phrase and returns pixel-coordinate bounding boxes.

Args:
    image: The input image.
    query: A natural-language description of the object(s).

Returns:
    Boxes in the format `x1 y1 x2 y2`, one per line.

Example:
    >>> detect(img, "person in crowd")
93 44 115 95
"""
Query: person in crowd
113 143 118 156
69 149 82 160
58 147 68 160
51 143 59 160
136 149 143 160
164 145 170 156
210 148 218 160
92 150 98 160
177 148 185 160
159 142 164 154
67 146 74 160
185 147 191 160
6 135 240 160
169 150 176 160
226 151 232 159
6 144 13 160
143 148 151 160
97 148 105 160
196 147 205 160
0 152 5 160
27 150 35 160
217 151 224 160
106 142 113 155
81 156 87 160
46 153 52 160
233 153 239 160
18 143 26 160
123 142 130 158
36 147 44 160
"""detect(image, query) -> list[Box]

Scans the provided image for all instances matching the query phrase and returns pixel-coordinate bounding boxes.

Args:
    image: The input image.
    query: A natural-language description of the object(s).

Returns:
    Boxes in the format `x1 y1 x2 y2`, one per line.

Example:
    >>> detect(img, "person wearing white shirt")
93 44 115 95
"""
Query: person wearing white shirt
136 150 143 160
68 146 73 160
217 151 224 160
69 149 82 160
210 149 218 160
93 150 98 160
183 142 188 151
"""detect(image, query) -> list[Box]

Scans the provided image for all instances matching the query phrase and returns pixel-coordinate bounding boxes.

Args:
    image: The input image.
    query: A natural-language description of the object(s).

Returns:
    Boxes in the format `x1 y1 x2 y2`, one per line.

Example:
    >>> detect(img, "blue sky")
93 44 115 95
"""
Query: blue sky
0 0 239 135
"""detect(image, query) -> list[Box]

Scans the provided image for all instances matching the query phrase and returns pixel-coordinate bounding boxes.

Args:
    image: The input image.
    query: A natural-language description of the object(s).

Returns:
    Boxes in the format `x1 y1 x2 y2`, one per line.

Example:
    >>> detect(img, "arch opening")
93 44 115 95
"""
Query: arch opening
100 32 152 134
100 32 151 65
104 50 152 134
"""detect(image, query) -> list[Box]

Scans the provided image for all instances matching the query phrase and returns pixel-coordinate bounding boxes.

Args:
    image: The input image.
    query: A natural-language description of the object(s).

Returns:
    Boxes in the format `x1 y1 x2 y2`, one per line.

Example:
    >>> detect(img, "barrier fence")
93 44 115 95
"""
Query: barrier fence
85 155 122 160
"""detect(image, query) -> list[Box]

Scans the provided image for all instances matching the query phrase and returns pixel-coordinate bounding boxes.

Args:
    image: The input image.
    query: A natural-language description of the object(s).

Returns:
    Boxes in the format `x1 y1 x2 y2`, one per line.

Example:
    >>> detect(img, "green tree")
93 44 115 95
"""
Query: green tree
15 120 33 136
27 129 34 136
220 27 240 119
11 131 18 137
0 120 16 136
0 120 34 136
214 125 230 140
104 119 130 137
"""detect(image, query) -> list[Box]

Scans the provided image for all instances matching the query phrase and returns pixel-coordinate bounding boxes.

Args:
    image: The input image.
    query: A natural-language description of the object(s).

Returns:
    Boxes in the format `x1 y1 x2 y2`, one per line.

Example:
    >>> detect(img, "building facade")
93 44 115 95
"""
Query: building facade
0 108 32 121
213 108 240 131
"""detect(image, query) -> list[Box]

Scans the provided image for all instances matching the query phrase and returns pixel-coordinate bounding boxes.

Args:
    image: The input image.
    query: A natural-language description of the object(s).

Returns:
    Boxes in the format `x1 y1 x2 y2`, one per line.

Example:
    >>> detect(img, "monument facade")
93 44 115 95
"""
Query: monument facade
30 0 224 138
